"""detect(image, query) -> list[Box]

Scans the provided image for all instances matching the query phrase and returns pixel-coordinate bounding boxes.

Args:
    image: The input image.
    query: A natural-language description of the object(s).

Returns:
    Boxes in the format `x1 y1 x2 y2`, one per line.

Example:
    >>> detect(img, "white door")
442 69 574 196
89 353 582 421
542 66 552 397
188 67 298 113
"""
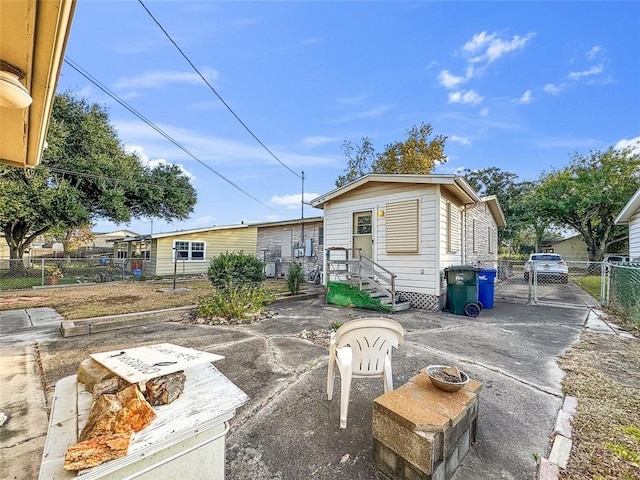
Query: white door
352 211 373 258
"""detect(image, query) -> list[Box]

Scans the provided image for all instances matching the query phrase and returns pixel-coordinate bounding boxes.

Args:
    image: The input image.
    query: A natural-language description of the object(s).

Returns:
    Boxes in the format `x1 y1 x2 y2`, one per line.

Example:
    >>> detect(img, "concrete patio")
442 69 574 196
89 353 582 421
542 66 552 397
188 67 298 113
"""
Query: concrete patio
1 294 598 479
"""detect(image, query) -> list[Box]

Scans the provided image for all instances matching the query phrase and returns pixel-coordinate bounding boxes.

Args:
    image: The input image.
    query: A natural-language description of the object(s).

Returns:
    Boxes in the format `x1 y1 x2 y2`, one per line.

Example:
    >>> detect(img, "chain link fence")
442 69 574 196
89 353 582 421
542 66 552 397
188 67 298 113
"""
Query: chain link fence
494 259 601 307
0 256 216 291
603 263 640 327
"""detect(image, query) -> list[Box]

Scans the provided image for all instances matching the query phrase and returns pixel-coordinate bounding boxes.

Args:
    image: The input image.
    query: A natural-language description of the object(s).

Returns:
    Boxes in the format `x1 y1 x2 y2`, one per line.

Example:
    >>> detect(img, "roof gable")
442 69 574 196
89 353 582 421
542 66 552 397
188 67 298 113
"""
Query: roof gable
310 174 480 208
615 187 640 224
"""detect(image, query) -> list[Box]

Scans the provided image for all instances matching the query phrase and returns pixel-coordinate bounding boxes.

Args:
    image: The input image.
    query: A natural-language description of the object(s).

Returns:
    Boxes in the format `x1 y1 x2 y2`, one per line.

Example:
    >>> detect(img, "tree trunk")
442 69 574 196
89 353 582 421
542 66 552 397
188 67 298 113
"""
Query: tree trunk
7 243 26 275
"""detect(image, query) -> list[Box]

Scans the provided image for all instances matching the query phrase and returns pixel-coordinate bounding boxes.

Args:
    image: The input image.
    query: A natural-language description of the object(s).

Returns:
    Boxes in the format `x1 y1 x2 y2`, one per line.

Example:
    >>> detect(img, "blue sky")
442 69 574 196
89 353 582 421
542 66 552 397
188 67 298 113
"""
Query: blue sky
57 1 640 236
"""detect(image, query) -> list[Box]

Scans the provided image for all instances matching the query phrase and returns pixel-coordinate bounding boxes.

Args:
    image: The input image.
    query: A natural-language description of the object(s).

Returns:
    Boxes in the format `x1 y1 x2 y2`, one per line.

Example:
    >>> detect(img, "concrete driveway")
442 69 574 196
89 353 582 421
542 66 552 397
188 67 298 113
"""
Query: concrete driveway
1 296 591 480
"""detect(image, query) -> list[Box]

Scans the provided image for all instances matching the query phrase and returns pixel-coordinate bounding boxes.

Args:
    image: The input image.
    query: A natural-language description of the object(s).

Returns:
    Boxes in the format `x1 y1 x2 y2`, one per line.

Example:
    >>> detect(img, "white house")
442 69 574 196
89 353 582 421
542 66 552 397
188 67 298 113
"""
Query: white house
311 174 506 310
615 187 640 260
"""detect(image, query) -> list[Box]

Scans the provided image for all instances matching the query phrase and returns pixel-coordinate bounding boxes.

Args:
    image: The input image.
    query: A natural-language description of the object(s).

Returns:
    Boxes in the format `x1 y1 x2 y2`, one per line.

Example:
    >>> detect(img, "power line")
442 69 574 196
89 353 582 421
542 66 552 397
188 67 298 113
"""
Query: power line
137 0 302 180
63 58 278 213
46 166 195 194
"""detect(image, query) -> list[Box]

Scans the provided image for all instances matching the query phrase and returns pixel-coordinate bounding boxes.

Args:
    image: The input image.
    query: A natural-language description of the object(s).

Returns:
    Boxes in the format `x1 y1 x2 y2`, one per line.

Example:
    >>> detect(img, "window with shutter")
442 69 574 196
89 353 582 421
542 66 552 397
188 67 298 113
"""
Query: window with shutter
386 199 419 254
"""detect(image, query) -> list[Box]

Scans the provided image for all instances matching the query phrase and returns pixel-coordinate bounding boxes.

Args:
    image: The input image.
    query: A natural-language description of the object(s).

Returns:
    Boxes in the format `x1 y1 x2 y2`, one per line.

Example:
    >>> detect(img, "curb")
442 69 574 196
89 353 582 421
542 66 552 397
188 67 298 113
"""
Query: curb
60 291 321 337
537 396 578 479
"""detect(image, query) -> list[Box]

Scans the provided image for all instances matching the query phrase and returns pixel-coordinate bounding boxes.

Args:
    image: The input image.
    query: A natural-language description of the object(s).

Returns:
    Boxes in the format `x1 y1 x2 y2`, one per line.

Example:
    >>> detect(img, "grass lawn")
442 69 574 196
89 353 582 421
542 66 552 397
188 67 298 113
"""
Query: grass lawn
0 278 291 320
573 275 602 300
559 332 640 479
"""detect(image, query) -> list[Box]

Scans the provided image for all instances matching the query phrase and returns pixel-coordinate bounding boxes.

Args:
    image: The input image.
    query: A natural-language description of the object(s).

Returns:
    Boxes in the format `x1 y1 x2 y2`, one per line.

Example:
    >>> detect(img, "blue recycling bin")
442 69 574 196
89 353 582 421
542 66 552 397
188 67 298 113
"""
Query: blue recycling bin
478 268 497 308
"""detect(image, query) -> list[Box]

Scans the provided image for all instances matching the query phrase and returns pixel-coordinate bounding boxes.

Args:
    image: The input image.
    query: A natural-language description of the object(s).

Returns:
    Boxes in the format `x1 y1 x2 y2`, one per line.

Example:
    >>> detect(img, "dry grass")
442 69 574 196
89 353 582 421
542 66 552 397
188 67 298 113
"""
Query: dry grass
558 332 640 480
0 279 291 320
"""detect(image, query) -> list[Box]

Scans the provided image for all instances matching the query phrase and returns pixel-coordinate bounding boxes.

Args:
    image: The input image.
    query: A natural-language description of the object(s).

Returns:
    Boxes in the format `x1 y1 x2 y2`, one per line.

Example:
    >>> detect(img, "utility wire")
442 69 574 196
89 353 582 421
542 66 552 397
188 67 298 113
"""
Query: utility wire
137 0 302 180
63 58 278 213
46 166 195 193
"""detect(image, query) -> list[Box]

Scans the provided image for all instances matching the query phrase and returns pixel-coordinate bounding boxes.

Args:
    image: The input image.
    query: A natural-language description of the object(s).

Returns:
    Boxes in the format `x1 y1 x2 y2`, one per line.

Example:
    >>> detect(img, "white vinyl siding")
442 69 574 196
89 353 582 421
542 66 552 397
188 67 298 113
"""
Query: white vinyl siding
322 182 439 295
629 211 640 259
464 200 499 266
439 193 463 269
386 199 419 254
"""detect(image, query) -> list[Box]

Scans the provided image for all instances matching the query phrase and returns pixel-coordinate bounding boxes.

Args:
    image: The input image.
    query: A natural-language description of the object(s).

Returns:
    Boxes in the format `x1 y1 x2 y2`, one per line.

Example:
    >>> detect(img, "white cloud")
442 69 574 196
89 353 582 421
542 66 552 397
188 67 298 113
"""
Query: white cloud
586 46 602 60
302 136 340 147
449 135 471 146
334 104 394 122
114 119 340 169
568 64 604 80
615 136 640 155
463 31 496 54
448 90 484 105
515 89 533 104
192 216 215 226
437 31 534 97
544 83 562 95
125 145 194 179
299 37 321 45
114 68 218 90
465 31 535 65
479 108 489 117
438 70 466 89
270 192 320 209
335 94 368 105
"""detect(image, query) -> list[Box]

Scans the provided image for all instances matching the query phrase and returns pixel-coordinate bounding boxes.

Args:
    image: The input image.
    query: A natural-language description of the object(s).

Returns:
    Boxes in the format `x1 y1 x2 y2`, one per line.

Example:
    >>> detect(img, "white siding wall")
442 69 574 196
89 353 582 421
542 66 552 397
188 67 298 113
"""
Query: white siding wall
464 200 499 267
323 183 440 295
629 211 640 260
439 192 463 270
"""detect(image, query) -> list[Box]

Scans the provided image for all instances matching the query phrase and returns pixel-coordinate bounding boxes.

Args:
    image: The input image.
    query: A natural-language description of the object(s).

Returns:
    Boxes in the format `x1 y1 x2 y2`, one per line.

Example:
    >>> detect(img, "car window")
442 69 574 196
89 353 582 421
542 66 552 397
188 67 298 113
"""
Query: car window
531 254 562 261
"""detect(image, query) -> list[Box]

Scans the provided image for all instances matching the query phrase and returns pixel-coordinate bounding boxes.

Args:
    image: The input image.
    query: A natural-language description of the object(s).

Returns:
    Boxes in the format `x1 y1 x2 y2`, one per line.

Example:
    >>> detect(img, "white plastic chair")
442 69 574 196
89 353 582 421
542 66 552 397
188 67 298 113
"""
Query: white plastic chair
327 317 404 428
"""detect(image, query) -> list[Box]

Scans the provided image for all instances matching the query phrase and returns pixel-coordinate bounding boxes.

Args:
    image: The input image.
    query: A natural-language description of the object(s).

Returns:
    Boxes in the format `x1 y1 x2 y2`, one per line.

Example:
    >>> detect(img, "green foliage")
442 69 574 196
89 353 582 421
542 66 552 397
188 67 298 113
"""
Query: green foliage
196 285 275 320
326 282 392 313
536 145 640 261
335 123 447 187
0 92 197 266
330 321 343 331
207 252 265 290
286 262 305 294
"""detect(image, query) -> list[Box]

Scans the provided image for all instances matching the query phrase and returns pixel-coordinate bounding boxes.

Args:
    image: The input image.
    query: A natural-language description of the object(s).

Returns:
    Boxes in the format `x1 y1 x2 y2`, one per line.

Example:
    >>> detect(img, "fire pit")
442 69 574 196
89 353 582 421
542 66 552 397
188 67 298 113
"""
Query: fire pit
424 364 470 392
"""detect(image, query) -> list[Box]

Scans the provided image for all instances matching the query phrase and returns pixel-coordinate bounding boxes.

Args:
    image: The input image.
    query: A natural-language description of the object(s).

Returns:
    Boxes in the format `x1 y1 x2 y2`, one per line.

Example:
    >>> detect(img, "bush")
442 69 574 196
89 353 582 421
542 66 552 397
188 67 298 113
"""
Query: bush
196 285 275 320
286 262 305 294
207 252 265 290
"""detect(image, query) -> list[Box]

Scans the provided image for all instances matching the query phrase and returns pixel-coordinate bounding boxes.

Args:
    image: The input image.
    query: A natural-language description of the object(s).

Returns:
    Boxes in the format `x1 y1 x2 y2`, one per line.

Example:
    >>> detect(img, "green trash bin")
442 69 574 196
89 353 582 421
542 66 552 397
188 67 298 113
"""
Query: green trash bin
444 266 481 317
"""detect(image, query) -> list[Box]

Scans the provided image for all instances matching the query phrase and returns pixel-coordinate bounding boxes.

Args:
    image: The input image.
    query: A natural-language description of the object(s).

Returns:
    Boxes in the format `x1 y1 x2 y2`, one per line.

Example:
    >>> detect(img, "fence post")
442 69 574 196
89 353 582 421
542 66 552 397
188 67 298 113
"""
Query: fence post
41 258 45 286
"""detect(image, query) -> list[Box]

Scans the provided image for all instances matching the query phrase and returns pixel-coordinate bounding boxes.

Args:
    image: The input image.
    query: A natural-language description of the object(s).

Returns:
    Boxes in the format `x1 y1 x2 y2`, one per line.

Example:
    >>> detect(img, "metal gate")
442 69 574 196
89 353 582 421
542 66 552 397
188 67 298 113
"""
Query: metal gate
494 260 601 308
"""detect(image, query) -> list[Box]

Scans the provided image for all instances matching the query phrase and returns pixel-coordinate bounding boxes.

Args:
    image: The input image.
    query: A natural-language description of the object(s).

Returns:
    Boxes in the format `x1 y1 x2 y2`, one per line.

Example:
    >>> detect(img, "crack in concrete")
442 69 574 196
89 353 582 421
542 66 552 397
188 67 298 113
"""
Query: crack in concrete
407 341 563 398
0 431 46 449
32 342 50 413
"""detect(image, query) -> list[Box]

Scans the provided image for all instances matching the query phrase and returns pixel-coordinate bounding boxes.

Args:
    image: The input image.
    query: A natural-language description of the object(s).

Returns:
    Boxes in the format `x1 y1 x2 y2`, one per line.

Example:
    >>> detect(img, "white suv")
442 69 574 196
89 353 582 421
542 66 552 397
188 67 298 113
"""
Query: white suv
524 253 569 283
603 254 630 264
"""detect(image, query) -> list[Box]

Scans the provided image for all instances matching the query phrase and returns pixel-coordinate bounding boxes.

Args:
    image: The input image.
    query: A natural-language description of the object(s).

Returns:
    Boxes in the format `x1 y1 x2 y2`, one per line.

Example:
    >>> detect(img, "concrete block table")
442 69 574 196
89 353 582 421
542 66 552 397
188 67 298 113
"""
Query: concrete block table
372 371 481 480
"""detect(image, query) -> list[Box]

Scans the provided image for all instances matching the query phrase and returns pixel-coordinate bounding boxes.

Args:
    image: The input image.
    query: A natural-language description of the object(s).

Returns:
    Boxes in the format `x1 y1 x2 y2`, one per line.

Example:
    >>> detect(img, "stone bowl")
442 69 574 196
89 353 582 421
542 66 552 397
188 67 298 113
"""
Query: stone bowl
425 365 469 392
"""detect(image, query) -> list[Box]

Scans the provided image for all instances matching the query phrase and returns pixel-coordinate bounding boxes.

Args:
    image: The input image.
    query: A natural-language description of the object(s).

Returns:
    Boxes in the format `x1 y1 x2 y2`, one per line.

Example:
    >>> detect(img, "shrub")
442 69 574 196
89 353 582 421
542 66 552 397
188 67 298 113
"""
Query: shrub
196 285 275 320
207 252 265 290
286 262 305 294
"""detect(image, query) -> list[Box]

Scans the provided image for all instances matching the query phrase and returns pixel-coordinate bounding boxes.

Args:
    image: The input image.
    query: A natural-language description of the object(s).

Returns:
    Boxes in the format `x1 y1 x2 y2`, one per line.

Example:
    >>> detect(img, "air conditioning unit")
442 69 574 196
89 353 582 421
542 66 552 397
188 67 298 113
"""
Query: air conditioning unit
265 262 276 278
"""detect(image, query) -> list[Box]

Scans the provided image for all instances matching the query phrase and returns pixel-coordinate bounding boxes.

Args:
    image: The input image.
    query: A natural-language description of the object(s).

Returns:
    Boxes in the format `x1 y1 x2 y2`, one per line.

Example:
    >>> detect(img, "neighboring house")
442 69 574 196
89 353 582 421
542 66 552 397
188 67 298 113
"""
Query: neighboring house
310 174 506 311
255 217 324 278
1 0 76 169
111 224 258 276
91 230 139 250
543 234 590 261
615 187 640 260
